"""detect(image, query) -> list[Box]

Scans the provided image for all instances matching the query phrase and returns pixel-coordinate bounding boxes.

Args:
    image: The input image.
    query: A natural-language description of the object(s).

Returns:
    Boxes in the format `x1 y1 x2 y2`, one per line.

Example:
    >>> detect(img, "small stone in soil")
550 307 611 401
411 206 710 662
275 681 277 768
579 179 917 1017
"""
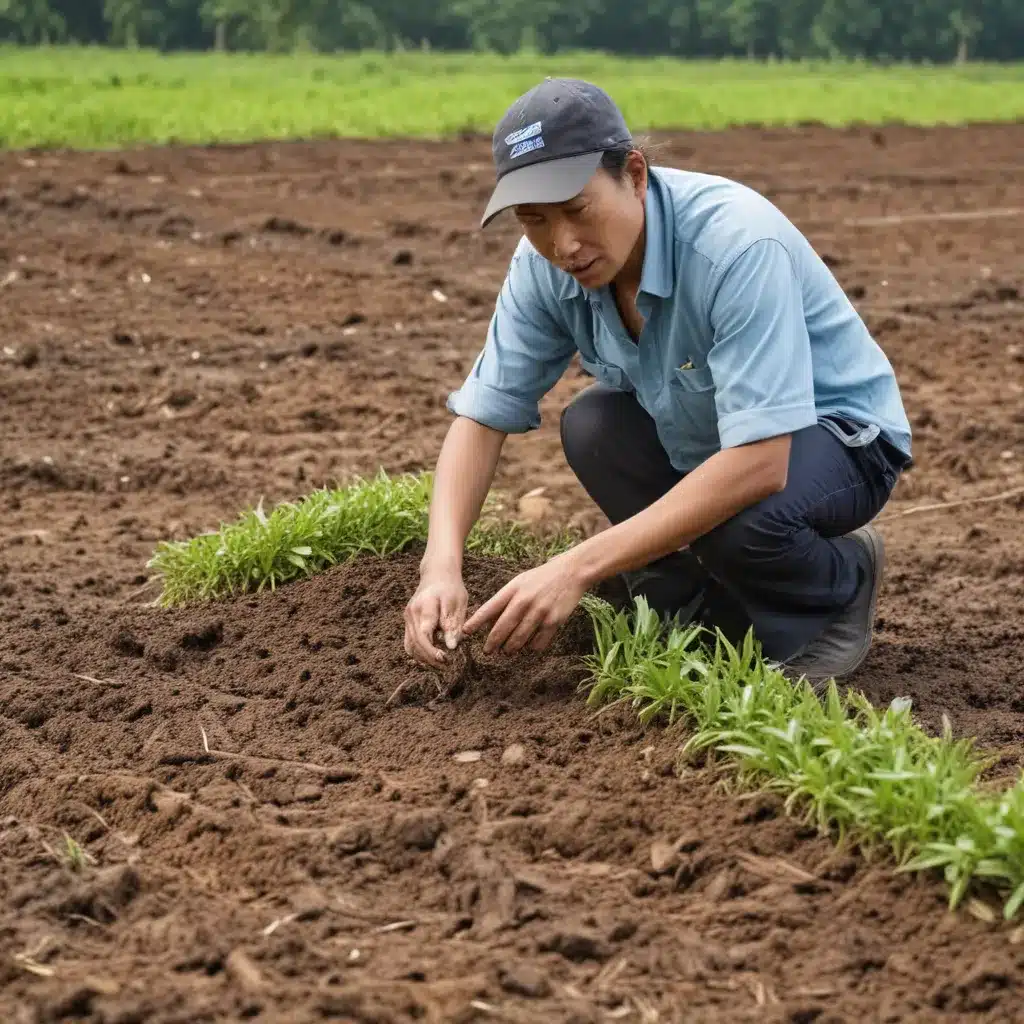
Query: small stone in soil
498 962 551 998
517 492 554 523
501 743 526 765
650 839 680 875
392 809 444 850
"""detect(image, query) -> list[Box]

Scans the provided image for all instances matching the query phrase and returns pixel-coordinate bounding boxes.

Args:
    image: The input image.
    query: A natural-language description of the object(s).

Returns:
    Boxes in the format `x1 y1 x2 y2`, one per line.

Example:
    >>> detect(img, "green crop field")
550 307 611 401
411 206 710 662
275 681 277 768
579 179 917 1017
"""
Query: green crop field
1 46 1023 150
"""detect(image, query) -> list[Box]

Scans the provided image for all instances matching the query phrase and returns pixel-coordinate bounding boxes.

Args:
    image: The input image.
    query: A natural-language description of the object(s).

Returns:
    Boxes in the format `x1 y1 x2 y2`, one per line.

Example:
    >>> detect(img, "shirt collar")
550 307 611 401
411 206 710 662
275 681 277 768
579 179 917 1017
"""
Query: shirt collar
637 170 674 299
556 168 675 303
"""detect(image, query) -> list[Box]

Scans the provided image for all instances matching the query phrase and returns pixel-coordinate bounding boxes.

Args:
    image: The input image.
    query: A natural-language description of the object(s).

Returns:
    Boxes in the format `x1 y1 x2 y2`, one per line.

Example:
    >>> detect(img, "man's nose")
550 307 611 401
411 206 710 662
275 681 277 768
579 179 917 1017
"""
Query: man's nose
552 220 581 260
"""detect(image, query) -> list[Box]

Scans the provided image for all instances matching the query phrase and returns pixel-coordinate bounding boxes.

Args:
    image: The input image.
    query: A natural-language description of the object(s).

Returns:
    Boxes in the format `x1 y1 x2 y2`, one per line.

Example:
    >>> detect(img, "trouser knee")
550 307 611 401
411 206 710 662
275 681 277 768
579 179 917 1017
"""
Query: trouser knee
692 505 789 579
560 384 617 485
561 383 682 527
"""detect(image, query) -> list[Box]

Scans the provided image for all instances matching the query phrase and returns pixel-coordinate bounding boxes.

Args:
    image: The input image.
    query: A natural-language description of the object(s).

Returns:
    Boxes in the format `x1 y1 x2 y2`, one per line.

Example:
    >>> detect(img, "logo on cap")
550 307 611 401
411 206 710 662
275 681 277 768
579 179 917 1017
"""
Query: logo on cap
505 121 542 147
505 120 545 161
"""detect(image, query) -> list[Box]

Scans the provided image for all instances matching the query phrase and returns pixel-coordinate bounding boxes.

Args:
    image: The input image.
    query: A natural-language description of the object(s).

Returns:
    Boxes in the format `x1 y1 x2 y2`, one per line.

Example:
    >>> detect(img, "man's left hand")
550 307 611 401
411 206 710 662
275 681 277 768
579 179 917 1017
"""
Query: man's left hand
462 552 589 655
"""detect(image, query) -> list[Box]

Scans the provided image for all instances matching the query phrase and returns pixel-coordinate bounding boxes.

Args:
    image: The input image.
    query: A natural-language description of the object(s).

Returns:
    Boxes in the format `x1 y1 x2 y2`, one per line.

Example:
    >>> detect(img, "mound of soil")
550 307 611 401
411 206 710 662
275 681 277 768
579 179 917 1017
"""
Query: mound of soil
3 552 1022 1023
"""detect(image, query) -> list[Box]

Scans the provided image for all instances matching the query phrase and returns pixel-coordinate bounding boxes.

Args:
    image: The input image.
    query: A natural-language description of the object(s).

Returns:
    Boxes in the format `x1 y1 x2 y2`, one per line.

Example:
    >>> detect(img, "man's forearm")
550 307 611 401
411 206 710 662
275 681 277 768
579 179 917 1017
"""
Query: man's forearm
421 416 507 575
567 435 791 588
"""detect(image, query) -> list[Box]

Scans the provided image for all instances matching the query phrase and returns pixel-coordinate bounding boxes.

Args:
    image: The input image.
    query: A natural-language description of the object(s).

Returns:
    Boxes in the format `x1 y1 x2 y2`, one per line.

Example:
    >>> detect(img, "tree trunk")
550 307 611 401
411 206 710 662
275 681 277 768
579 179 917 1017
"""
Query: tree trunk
215 21 226 52
956 35 968 64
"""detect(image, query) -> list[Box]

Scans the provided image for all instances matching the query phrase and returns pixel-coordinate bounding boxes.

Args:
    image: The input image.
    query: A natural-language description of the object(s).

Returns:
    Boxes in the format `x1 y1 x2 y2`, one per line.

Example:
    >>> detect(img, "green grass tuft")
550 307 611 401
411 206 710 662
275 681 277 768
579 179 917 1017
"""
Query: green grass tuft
146 470 578 607
2 48 1024 149
581 595 1024 918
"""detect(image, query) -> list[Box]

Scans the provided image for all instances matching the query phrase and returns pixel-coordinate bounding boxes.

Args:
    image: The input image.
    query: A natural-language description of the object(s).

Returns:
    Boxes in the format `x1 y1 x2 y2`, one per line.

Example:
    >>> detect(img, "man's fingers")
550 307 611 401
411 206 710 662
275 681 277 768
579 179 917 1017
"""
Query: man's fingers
412 634 444 665
501 605 549 654
482 597 533 654
410 598 444 665
529 620 561 653
415 595 440 638
407 623 441 666
405 625 433 666
462 602 493 636
463 586 511 635
440 594 468 650
402 608 421 661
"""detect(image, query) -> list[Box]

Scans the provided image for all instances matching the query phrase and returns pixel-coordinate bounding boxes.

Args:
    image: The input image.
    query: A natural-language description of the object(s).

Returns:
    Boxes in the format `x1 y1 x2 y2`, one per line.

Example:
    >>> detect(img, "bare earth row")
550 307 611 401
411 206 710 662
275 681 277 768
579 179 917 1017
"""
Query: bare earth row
1 124 1023 1022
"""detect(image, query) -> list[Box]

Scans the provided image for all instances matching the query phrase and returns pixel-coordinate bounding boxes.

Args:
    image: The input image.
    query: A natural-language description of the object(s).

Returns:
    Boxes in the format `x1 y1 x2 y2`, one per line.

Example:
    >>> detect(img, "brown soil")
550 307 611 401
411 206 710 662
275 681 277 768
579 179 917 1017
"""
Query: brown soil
2 124 1024 1022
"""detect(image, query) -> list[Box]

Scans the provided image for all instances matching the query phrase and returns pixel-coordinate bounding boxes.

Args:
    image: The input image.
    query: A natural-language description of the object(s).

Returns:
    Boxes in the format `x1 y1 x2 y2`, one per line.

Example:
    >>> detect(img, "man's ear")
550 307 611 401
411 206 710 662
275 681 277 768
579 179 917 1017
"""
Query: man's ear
628 151 648 199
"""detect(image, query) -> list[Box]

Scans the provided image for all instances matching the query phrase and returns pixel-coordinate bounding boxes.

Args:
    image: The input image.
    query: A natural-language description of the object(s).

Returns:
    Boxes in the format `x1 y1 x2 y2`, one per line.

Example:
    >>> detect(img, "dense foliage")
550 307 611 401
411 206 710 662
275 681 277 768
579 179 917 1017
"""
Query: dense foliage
1 0 1021 62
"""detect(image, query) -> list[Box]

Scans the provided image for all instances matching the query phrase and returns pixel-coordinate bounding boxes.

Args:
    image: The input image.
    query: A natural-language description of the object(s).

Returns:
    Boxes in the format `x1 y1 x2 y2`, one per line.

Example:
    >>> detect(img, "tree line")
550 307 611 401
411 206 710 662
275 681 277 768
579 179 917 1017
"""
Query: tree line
1 0 1021 62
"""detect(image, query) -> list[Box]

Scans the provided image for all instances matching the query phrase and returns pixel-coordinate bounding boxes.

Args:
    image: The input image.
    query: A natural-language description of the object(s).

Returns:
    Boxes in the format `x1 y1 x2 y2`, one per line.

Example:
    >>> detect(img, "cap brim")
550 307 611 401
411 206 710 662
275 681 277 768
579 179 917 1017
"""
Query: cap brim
479 151 604 229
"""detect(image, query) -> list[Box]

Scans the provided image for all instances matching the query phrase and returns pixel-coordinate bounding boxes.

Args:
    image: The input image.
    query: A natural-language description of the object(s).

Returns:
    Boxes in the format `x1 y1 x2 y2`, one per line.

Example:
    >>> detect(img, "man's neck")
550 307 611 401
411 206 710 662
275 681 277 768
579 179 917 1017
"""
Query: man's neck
611 227 646 301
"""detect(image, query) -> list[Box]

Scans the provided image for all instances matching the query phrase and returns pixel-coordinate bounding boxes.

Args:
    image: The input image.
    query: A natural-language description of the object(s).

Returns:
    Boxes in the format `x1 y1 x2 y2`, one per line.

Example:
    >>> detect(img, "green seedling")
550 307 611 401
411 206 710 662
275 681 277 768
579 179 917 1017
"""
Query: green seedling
147 470 579 607
580 596 1024 919
62 834 89 872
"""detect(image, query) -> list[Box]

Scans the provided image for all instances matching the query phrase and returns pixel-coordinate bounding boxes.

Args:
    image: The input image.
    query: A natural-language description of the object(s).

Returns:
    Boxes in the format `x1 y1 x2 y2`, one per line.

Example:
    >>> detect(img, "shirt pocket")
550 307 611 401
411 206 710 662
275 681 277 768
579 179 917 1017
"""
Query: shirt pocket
580 355 630 392
666 364 720 448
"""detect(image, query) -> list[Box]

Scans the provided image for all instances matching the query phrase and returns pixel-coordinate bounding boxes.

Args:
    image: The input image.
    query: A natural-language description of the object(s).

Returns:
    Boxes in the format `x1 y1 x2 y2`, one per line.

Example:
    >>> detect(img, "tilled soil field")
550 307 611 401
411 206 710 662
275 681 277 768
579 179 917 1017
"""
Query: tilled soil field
2 124 1024 1023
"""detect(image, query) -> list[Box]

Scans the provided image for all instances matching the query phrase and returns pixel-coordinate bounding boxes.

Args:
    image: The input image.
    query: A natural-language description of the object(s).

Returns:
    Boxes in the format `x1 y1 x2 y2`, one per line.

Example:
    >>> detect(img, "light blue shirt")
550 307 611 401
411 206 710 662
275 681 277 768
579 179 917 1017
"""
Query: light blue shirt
447 166 912 473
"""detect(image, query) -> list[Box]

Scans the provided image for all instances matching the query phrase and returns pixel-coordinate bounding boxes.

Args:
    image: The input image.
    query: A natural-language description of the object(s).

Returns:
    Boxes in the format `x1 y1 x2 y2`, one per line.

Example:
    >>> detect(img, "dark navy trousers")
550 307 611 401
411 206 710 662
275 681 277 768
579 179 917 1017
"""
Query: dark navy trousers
560 383 908 662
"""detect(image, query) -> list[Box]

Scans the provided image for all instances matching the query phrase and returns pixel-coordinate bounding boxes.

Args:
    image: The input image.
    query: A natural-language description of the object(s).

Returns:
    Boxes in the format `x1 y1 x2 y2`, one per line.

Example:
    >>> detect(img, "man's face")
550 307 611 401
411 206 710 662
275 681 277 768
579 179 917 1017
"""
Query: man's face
513 155 647 290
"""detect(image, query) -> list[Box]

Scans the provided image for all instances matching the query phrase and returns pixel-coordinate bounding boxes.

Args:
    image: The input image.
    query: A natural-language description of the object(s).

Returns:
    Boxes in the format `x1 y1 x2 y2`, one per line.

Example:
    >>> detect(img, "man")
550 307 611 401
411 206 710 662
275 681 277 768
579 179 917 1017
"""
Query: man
403 77 912 685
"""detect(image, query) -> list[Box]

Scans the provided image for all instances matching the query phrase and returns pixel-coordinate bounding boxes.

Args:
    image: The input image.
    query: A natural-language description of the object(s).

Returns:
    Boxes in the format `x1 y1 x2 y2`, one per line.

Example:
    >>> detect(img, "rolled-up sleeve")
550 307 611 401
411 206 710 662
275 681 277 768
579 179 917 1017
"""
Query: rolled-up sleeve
706 238 817 449
447 247 576 434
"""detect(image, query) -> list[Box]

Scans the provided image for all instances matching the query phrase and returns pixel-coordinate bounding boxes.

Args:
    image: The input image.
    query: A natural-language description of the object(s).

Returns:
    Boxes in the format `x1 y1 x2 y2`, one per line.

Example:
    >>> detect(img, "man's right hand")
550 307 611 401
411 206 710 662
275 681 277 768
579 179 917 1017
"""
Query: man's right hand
403 570 469 667
402 415 506 667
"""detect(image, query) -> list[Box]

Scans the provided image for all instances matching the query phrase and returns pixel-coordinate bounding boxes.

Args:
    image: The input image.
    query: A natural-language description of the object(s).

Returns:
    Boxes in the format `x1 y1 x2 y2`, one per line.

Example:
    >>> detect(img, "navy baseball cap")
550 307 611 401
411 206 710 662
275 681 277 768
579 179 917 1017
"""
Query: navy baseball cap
480 78 633 229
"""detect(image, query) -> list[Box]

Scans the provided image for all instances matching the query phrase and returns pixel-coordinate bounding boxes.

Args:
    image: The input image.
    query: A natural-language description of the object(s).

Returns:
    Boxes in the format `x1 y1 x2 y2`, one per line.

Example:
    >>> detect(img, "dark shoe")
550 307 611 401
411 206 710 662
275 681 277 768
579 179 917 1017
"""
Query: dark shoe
781 525 885 689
